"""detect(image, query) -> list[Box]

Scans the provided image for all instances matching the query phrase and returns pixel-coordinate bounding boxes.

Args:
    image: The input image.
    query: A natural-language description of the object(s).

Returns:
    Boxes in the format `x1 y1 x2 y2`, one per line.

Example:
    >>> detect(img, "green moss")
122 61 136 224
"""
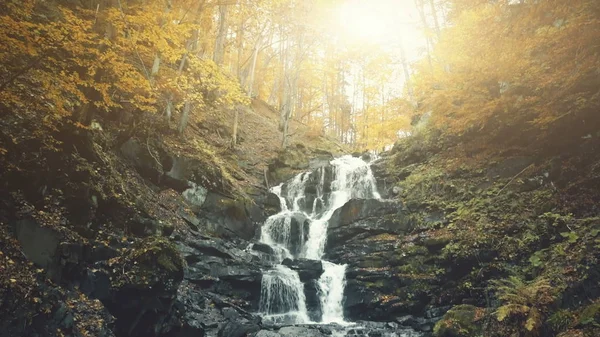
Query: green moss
548 309 576 332
110 237 184 288
433 304 485 337
578 301 600 326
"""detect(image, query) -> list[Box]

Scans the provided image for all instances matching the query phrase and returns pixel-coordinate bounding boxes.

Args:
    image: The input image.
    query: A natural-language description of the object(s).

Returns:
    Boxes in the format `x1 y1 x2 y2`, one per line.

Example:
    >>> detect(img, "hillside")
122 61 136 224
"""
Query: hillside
1 0 600 337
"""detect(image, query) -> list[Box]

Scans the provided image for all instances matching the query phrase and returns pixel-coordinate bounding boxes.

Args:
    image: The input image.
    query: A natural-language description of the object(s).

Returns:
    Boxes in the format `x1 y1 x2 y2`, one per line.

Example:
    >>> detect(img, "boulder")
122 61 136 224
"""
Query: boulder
101 237 185 337
281 258 324 282
304 279 322 322
278 326 326 337
326 199 408 255
178 238 262 308
199 193 255 240
254 330 281 337
120 138 163 185
218 320 260 337
15 218 60 270
433 305 485 337
264 192 282 216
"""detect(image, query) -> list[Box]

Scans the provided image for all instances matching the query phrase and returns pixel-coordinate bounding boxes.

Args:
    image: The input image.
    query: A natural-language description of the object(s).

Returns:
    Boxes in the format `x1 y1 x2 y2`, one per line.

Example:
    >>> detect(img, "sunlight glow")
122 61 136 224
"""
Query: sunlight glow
331 0 419 47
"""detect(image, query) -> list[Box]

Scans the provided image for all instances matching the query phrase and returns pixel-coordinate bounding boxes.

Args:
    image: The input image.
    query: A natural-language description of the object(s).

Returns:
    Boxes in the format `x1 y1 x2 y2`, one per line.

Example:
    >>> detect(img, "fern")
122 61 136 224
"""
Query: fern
491 276 560 336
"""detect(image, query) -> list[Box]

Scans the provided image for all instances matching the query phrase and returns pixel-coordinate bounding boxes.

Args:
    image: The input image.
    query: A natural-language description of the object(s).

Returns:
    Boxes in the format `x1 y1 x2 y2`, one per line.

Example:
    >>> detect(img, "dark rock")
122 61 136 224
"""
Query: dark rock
15 218 60 269
199 193 255 240
278 326 326 337
432 305 485 337
396 315 438 332
81 268 111 300
264 192 282 216
304 279 322 322
425 306 452 319
254 330 281 337
165 324 205 337
120 138 163 184
218 320 260 337
281 258 324 282
178 238 262 308
128 215 162 237
101 237 185 337
326 199 407 255
252 242 275 255
328 199 403 231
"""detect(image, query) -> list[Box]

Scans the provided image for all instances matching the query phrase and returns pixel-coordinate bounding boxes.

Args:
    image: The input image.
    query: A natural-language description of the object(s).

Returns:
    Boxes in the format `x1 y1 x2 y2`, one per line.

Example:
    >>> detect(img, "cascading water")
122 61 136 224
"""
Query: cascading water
258 155 381 325
259 265 310 324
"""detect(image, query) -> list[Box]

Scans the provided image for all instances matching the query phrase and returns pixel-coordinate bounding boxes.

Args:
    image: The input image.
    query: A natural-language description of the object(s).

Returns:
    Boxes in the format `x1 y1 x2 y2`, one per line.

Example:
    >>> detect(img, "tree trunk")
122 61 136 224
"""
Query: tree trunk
213 4 229 65
178 101 192 135
231 106 239 148
399 39 416 106
246 36 262 97
429 0 441 39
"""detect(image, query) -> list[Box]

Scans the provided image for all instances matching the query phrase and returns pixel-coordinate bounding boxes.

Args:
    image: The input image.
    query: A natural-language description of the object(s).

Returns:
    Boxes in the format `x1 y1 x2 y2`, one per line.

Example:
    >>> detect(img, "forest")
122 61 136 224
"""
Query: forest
1 0 599 337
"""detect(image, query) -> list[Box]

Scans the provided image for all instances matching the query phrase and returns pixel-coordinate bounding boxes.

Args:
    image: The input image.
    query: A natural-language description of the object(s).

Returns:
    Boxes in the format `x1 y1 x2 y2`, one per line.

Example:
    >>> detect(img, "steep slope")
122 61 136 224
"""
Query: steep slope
0 92 347 337
324 131 600 337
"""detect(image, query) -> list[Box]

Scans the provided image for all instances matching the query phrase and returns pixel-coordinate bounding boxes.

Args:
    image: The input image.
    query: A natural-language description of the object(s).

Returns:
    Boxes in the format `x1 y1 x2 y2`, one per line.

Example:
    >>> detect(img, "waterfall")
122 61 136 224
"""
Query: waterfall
259 265 310 325
258 155 380 325
319 261 347 324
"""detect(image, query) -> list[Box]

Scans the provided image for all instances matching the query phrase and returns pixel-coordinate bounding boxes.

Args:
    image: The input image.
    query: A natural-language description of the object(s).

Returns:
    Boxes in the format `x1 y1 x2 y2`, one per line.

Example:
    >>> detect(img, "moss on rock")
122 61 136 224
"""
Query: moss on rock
109 236 184 290
433 304 485 337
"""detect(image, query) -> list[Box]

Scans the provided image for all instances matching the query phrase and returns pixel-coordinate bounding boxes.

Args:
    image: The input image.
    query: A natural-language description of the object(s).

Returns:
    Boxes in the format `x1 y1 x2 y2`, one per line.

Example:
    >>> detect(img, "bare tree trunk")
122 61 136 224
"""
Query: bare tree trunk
415 0 434 72
246 36 262 97
213 4 229 65
178 101 192 135
429 0 441 39
399 39 416 106
231 106 239 148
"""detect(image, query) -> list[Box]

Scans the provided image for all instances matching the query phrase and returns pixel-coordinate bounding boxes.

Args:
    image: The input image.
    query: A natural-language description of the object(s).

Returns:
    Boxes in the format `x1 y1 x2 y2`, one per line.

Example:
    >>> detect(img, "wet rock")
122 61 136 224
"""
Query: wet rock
302 167 334 215
254 330 281 337
262 212 310 257
252 243 275 255
326 199 408 255
178 238 262 308
278 326 326 337
218 319 260 337
264 192 282 216
304 279 322 322
281 258 324 282
309 152 334 170
396 315 438 332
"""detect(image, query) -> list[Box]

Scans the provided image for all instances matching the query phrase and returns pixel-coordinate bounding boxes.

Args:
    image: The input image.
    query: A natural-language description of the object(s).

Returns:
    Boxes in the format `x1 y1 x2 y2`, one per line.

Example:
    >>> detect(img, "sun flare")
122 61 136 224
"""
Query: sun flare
337 2 386 42
331 0 417 46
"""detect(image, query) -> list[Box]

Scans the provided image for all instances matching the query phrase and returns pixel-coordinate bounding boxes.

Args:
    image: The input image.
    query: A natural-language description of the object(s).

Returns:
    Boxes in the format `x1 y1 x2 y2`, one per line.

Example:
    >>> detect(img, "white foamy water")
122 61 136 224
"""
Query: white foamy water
258 155 380 324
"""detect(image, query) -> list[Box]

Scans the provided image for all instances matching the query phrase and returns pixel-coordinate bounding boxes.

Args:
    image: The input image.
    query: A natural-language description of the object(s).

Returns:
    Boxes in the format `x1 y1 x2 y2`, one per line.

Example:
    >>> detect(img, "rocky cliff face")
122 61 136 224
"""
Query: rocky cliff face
3 118 600 337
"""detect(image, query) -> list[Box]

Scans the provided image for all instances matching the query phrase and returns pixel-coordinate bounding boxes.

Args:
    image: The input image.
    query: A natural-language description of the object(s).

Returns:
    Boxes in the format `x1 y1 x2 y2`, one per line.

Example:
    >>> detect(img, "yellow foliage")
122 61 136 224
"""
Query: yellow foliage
412 0 600 145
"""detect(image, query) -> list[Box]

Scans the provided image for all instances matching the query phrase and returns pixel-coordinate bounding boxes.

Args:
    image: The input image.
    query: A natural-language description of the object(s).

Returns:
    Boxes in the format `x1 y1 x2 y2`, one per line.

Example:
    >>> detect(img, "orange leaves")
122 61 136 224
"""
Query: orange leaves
412 0 600 146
